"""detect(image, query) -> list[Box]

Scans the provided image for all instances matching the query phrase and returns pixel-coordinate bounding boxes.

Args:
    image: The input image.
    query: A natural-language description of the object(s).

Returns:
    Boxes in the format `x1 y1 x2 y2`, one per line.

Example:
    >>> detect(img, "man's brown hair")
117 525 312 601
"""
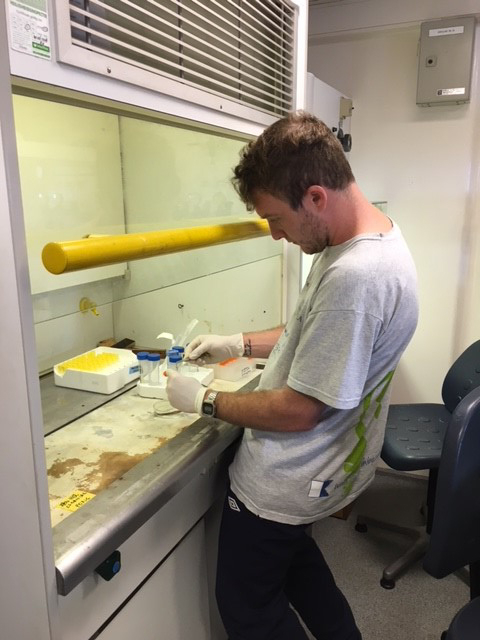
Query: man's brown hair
232 111 355 210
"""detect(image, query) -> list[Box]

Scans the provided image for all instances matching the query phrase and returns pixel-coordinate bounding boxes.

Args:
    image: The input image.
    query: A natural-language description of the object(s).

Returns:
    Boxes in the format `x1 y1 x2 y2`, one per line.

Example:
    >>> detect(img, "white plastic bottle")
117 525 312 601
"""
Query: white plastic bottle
136 352 149 383
147 353 161 385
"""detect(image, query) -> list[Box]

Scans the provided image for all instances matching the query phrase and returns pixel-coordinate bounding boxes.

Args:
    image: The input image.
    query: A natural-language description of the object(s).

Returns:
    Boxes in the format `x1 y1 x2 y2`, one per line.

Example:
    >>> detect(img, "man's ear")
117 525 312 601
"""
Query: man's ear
303 185 327 211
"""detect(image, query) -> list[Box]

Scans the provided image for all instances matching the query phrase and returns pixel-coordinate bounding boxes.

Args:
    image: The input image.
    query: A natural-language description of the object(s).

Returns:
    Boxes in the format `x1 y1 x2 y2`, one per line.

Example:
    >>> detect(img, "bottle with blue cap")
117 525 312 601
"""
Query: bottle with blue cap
172 345 185 359
167 349 182 371
172 346 185 372
147 352 161 385
136 351 150 383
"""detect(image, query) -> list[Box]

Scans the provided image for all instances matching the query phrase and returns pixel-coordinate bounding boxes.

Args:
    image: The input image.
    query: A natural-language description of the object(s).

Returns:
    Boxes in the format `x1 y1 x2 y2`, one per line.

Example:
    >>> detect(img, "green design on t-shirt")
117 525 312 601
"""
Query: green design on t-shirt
342 370 394 496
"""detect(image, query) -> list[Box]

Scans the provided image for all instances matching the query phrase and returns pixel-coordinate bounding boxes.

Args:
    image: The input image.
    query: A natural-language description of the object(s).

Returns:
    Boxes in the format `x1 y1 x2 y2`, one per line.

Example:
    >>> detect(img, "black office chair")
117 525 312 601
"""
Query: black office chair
355 339 480 589
423 385 480 639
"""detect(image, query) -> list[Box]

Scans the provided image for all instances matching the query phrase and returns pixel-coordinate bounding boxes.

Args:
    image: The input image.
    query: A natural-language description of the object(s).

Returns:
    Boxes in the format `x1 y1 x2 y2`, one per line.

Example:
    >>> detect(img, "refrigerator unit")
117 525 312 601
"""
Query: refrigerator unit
302 72 353 286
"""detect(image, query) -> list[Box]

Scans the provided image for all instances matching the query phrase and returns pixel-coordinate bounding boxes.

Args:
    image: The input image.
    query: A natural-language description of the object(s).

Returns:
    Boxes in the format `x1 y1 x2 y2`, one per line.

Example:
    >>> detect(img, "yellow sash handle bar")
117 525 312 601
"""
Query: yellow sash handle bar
42 219 270 275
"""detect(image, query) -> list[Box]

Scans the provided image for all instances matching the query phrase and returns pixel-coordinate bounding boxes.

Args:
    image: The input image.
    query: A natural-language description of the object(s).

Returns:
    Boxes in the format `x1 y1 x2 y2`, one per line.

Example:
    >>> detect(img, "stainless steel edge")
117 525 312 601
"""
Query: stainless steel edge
53 377 259 596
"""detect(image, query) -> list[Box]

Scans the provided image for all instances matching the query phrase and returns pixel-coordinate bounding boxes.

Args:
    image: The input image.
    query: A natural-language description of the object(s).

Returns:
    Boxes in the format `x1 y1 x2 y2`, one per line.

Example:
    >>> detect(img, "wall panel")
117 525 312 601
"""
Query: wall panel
308 25 480 403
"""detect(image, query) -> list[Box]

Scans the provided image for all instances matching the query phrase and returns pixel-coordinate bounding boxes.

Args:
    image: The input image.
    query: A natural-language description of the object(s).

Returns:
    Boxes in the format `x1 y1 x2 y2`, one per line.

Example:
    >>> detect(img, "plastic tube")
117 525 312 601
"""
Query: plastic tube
147 353 161 385
167 350 182 371
136 352 149 383
172 346 185 359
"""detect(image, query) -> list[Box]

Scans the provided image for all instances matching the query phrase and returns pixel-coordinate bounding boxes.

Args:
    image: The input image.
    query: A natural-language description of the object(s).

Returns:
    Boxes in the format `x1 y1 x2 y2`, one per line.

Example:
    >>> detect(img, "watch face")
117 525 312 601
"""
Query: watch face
202 402 215 416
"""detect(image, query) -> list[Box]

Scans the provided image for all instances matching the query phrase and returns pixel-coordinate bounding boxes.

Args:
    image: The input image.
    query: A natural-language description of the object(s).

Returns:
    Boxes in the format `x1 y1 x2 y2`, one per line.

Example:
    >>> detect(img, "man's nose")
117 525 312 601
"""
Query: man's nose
268 224 284 241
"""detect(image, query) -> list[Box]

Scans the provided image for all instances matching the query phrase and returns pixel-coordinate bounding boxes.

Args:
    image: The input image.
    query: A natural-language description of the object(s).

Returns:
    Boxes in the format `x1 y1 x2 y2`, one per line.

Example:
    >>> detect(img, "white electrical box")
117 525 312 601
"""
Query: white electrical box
417 16 475 107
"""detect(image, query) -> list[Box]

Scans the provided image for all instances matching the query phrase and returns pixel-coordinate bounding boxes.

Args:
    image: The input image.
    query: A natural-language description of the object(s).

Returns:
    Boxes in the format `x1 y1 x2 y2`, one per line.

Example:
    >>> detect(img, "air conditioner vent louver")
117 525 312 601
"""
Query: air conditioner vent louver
62 0 296 118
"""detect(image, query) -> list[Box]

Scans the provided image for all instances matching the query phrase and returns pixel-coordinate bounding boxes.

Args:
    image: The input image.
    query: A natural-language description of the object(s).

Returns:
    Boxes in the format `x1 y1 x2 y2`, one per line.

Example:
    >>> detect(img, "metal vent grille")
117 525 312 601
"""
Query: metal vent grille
66 0 296 117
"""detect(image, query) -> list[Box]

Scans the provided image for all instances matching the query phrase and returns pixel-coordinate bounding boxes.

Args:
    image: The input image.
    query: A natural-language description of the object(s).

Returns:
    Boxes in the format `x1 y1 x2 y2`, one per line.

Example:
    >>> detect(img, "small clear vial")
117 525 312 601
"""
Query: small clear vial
147 353 161 385
172 346 185 372
167 350 182 371
136 352 149 383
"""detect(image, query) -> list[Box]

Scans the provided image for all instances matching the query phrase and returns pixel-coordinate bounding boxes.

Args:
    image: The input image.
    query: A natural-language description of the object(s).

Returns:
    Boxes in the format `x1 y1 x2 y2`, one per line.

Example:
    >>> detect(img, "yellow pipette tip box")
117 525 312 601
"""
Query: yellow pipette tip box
54 347 139 394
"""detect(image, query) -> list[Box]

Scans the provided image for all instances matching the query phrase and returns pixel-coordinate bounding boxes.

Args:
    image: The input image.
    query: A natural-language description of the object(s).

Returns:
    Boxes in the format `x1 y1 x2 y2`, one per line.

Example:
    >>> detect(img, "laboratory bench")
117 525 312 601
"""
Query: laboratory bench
42 370 260 640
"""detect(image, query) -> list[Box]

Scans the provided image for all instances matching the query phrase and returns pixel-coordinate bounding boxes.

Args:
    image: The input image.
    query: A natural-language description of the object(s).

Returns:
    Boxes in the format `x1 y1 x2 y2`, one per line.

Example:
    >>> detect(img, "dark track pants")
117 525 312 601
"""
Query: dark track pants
216 489 362 640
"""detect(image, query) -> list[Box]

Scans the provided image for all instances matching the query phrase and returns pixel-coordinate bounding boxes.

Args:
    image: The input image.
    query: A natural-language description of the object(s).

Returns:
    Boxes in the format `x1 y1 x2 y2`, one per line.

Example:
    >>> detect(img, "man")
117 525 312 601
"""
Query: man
166 111 418 640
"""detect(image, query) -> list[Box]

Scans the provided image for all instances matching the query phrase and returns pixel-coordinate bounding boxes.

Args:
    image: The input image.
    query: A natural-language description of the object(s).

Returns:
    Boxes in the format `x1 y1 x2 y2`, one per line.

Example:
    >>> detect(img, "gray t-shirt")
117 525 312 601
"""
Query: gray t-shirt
230 222 418 525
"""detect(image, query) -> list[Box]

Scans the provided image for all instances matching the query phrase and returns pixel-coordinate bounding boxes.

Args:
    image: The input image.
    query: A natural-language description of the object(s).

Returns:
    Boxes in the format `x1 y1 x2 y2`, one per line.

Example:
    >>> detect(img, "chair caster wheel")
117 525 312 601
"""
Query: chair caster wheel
380 577 395 589
355 522 368 533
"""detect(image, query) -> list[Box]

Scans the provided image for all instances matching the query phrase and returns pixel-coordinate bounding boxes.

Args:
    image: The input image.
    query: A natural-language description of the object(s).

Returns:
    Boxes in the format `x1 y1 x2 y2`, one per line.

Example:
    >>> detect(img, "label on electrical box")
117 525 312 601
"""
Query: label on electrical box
8 0 51 59
436 88 466 96
429 26 464 37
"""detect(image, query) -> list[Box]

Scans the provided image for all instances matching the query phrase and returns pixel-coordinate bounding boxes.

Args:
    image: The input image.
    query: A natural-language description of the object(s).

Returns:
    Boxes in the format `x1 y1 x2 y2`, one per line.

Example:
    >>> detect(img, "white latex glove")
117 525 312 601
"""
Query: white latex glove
165 370 206 414
185 333 244 364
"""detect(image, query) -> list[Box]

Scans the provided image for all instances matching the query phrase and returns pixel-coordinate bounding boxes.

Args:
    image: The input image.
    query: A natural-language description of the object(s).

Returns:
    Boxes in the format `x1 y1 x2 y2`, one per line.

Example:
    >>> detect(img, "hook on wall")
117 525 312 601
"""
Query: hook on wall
79 297 99 316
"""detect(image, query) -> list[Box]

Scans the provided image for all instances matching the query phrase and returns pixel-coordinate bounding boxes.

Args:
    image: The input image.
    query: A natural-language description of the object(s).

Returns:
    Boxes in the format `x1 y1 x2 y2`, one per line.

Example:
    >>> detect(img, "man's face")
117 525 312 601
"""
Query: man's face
253 190 329 254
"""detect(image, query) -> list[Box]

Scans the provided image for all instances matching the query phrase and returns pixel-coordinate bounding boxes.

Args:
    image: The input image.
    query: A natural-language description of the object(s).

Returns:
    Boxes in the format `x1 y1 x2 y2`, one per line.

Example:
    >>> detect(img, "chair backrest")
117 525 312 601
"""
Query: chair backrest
441 340 480 413
423 385 480 580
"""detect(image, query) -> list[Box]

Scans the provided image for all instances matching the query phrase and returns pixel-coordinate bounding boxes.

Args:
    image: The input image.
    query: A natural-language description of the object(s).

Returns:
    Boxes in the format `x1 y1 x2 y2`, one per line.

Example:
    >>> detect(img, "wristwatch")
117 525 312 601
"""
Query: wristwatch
202 390 219 417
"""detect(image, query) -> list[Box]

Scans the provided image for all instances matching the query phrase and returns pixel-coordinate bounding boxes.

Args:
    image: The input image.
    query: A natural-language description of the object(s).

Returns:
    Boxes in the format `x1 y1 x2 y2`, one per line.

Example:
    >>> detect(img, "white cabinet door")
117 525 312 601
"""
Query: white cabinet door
96 520 210 640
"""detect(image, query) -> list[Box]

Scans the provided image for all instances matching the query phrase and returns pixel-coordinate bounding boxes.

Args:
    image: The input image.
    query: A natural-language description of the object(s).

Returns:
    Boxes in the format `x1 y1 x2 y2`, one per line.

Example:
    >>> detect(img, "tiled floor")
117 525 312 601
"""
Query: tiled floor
310 470 469 640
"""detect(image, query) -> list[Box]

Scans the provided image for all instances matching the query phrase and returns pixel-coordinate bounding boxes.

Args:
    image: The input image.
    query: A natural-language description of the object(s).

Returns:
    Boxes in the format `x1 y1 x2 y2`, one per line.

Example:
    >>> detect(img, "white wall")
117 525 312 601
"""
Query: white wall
309 0 480 38
308 11 480 403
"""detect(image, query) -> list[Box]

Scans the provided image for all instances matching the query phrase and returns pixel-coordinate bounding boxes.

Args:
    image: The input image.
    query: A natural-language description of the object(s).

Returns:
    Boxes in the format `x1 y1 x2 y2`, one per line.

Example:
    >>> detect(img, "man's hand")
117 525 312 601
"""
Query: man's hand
185 333 244 364
165 370 206 414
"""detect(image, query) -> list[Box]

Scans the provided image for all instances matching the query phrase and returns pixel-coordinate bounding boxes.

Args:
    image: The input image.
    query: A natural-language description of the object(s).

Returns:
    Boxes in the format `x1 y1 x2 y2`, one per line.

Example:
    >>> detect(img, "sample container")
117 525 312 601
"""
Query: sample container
136 352 150 383
147 352 161 385
167 350 182 371
172 346 185 359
